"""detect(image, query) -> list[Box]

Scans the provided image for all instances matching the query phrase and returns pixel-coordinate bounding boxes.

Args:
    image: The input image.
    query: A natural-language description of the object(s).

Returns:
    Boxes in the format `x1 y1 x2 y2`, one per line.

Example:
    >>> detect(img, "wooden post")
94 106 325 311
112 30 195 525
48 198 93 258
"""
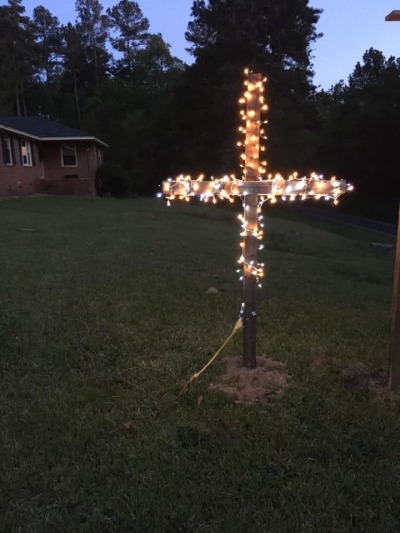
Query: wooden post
242 73 262 368
390 205 400 391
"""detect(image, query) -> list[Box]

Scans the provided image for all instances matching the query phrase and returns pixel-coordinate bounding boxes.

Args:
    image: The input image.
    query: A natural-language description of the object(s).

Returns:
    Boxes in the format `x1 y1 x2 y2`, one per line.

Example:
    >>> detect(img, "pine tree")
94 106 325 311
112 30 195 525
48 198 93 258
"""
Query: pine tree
0 0 36 115
107 0 149 78
314 48 400 218
170 0 322 175
133 34 184 93
32 6 63 83
59 22 89 125
75 0 110 84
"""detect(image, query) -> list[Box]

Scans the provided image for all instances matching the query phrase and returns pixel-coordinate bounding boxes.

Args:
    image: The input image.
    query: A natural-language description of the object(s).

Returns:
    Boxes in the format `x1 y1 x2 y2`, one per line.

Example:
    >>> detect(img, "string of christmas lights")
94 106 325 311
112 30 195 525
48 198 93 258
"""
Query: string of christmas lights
163 172 352 205
161 68 353 290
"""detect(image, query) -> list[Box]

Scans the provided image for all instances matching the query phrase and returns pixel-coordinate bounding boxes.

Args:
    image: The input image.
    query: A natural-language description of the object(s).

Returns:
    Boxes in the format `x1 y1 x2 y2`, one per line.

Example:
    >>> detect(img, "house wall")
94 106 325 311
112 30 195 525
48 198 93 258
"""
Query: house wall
0 137 40 196
37 142 98 196
1 135 101 197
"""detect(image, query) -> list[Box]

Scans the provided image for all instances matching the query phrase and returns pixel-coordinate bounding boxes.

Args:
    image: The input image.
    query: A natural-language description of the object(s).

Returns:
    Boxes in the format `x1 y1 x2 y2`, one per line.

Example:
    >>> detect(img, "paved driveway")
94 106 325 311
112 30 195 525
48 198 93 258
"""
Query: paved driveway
298 206 397 236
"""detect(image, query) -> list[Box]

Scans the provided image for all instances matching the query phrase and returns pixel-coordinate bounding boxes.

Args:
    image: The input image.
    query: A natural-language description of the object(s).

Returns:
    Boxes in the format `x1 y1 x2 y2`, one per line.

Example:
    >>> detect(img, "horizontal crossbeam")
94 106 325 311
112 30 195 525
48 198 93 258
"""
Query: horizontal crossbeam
162 174 352 202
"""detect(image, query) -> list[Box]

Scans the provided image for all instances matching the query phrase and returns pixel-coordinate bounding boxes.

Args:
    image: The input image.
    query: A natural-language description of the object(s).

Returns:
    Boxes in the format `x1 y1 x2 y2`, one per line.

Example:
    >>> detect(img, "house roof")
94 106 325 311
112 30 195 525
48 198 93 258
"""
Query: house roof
0 116 108 147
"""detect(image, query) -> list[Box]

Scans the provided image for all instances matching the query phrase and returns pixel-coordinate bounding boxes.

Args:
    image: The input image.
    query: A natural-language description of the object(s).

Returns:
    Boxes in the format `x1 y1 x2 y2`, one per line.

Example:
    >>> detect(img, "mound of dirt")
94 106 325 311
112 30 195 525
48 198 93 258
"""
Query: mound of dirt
210 356 290 404
341 362 387 391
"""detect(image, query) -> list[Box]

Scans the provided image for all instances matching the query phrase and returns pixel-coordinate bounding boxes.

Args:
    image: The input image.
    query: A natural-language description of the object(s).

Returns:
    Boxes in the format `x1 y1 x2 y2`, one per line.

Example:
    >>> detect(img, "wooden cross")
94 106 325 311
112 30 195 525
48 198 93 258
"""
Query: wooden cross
163 70 352 368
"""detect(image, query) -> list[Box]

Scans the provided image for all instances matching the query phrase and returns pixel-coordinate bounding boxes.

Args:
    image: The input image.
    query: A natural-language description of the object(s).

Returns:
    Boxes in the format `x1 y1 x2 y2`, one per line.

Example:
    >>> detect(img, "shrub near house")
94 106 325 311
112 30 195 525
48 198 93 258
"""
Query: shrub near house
0 117 107 196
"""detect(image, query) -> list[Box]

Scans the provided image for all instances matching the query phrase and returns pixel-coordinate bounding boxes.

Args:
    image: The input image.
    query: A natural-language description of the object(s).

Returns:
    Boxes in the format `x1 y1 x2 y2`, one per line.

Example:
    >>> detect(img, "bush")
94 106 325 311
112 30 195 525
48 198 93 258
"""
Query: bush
96 163 130 197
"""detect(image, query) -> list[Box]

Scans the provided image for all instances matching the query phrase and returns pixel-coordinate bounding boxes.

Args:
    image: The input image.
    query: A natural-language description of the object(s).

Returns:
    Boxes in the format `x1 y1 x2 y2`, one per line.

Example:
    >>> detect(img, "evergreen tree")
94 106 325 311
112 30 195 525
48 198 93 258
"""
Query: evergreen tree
59 22 89 125
133 34 185 93
348 48 390 90
0 0 36 115
75 0 110 84
107 0 149 78
83 33 185 195
169 0 321 176
313 48 400 220
32 5 63 83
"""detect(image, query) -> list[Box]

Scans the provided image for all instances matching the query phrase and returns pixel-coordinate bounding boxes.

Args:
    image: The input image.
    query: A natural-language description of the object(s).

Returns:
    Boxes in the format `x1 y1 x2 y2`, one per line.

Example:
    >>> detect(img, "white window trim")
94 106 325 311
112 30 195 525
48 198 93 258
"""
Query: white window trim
21 140 32 167
61 144 78 167
3 136 13 166
97 147 103 166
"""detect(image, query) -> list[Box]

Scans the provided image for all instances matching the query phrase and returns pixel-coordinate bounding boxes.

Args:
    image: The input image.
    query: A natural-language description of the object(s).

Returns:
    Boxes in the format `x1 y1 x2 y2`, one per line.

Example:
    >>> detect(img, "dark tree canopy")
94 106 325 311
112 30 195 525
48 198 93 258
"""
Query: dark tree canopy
75 0 110 83
32 6 63 82
0 0 36 115
107 0 149 77
186 0 321 72
311 48 400 219
168 0 322 178
0 0 398 216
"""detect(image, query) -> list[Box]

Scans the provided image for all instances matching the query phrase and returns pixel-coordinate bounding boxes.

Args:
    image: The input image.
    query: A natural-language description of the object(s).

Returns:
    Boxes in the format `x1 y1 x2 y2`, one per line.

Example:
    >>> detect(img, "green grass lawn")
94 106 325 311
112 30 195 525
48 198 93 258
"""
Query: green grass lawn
1 196 400 532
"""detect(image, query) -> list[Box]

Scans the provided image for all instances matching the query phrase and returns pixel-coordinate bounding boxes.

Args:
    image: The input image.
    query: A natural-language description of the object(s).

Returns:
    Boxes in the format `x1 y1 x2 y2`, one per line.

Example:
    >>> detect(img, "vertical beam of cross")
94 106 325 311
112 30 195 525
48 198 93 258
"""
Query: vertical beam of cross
242 73 263 368
390 204 400 391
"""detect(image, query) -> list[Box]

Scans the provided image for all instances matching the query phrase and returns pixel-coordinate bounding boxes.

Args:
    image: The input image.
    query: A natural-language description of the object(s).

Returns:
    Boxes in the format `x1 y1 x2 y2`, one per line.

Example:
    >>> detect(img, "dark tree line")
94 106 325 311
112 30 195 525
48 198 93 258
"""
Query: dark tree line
312 48 400 220
1 0 399 218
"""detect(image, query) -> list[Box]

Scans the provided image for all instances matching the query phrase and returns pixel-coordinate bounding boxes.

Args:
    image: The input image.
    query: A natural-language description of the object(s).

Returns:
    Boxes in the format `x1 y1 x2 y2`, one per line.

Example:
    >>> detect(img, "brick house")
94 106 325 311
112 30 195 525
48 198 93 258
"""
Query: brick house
0 116 108 197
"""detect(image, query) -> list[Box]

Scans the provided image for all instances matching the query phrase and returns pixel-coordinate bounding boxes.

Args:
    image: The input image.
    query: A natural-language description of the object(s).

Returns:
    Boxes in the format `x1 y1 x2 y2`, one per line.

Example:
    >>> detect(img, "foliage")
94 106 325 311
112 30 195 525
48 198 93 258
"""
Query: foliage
107 0 149 77
168 0 322 176
0 0 36 115
74 0 111 84
313 48 400 220
95 161 130 196
1 197 399 530
32 5 63 83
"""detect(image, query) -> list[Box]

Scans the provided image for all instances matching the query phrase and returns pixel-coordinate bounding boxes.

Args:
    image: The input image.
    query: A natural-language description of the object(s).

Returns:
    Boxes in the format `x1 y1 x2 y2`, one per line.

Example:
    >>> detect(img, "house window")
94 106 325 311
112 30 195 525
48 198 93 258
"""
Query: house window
61 144 77 167
96 147 103 166
2 136 13 165
21 140 33 166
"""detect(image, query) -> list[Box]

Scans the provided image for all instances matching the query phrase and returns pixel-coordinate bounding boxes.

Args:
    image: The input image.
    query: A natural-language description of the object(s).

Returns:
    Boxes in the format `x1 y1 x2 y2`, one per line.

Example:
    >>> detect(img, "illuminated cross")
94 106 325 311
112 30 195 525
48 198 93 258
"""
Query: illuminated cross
162 69 352 368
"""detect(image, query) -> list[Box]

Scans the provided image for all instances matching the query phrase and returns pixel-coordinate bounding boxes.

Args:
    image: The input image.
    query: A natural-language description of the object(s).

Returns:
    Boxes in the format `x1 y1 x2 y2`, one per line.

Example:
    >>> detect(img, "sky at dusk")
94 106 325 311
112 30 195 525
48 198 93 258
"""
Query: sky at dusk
18 0 400 90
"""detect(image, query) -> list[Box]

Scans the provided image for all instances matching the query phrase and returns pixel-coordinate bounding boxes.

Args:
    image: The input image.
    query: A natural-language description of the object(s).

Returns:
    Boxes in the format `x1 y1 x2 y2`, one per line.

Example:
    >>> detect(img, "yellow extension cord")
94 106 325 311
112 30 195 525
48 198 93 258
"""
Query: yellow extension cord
182 318 244 392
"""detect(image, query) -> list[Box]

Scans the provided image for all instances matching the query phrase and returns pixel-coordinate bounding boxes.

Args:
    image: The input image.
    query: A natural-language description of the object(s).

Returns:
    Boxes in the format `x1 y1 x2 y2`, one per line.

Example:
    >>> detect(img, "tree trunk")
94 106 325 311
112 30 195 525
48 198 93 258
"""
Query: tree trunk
73 70 81 126
21 84 28 116
15 84 21 116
